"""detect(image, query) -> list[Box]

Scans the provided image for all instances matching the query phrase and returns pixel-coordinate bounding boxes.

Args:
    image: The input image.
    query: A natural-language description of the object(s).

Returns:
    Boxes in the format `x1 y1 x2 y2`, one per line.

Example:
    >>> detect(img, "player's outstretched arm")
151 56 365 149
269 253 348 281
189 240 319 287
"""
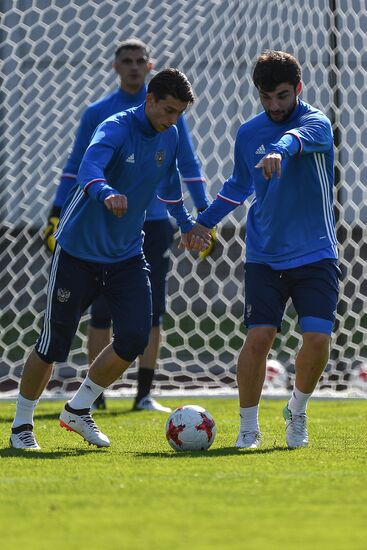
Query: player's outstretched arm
44 109 97 252
179 222 212 252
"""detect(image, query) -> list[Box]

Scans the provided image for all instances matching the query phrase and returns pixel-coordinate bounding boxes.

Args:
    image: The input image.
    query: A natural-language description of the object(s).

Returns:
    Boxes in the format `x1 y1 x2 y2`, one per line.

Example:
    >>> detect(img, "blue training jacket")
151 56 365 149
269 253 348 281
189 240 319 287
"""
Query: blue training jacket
197 100 338 269
55 103 194 263
54 86 208 218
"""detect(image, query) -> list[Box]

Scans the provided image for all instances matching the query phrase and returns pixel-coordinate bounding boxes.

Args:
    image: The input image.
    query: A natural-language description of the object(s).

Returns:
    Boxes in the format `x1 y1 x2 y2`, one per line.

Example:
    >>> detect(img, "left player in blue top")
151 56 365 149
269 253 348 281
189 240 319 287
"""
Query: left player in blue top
10 68 212 450
187 50 340 450
44 38 215 413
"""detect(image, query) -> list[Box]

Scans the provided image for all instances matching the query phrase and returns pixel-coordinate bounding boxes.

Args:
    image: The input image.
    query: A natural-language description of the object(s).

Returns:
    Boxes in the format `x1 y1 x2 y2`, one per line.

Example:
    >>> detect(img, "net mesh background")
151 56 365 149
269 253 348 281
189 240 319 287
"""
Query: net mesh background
1 0 366 397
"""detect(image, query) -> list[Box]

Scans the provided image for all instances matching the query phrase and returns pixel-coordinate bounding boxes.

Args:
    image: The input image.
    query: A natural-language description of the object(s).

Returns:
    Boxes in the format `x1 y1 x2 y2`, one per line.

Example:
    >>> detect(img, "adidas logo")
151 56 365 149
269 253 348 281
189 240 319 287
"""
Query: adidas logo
255 144 266 155
125 153 135 163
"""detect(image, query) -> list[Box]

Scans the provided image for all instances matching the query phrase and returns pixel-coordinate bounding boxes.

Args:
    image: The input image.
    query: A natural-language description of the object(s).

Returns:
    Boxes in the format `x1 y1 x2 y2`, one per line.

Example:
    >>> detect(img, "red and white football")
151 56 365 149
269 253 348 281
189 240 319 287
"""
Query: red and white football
165 405 216 451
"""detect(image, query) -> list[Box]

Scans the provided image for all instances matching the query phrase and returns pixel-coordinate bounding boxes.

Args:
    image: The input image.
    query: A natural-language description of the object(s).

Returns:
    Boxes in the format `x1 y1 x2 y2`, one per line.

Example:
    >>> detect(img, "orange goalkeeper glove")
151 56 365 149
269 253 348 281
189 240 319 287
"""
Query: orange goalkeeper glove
43 206 61 253
197 208 217 260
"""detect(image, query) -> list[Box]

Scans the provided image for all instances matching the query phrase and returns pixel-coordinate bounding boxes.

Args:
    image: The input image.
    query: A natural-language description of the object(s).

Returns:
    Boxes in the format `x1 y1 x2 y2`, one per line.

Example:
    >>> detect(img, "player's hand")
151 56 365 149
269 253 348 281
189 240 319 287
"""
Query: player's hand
255 152 282 180
43 205 61 253
179 223 212 252
104 194 128 218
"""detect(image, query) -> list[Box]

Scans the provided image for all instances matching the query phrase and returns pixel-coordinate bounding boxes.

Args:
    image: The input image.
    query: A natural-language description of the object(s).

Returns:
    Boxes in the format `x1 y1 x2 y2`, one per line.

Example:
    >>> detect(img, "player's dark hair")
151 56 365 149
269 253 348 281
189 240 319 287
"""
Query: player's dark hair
253 50 302 91
147 68 195 104
115 38 150 60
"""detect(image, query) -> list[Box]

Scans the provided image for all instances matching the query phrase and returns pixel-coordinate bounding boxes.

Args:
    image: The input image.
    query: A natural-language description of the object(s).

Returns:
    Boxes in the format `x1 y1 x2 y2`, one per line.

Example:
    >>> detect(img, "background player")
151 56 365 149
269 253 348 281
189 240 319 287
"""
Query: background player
44 38 216 412
187 50 339 449
10 69 212 450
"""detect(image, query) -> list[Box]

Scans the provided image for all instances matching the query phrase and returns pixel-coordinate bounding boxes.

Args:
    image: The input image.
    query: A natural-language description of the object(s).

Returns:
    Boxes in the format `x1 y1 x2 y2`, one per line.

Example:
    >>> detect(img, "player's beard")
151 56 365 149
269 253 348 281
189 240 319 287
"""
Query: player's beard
266 99 298 123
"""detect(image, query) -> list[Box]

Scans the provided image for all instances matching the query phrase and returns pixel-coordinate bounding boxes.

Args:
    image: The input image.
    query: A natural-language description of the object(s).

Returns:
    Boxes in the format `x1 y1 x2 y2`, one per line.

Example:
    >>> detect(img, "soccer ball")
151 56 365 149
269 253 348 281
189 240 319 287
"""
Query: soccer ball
349 362 367 392
165 405 216 451
264 359 288 389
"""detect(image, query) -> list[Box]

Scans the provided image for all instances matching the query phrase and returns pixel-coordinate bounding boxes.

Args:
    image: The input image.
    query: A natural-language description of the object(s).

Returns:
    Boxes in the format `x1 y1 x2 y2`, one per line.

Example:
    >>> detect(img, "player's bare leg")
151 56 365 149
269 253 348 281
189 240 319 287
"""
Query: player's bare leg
19 349 53 399
140 325 160 372
294 332 330 393
134 326 171 412
237 326 277 407
88 342 132 387
87 326 111 367
87 326 111 410
284 332 330 448
10 349 53 450
235 326 276 448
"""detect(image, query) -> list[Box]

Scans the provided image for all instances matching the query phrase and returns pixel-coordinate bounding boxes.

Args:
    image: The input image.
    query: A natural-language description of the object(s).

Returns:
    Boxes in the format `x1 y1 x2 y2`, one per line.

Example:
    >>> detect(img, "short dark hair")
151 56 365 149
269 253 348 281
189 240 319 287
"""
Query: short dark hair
253 50 302 91
115 38 150 60
147 68 195 104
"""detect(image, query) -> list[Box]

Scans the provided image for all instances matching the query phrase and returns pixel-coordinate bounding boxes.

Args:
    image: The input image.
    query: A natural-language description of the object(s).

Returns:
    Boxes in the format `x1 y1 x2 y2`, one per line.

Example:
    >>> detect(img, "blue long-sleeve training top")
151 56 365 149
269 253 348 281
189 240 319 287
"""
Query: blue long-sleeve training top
197 100 338 269
54 86 209 217
55 103 194 263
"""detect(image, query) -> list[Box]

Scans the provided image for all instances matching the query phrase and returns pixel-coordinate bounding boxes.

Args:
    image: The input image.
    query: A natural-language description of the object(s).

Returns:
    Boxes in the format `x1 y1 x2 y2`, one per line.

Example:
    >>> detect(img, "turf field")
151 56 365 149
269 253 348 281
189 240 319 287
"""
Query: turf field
0 398 366 550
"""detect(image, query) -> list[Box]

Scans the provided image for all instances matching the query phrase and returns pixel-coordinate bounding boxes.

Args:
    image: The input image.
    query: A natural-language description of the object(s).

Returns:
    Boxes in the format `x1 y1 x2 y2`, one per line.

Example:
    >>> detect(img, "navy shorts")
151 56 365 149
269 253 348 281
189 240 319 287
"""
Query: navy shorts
36 246 152 363
90 219 174 329
244 259 340 334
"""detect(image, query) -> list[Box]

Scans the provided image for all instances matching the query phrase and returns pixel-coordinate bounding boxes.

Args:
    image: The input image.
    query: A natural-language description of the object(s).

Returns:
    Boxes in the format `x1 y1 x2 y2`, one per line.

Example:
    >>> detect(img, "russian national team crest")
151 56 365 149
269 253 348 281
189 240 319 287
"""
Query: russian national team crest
155 150 165 166
57 288 71 303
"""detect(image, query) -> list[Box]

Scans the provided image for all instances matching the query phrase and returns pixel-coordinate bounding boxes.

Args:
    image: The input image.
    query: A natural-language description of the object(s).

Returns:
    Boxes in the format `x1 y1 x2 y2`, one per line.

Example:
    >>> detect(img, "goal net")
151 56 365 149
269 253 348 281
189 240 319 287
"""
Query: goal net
1 0 366 398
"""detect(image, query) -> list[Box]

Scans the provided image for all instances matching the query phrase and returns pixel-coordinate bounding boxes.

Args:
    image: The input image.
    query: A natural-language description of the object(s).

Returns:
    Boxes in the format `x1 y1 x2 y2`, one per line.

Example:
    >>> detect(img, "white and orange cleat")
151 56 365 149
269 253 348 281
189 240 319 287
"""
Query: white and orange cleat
60 403 110 448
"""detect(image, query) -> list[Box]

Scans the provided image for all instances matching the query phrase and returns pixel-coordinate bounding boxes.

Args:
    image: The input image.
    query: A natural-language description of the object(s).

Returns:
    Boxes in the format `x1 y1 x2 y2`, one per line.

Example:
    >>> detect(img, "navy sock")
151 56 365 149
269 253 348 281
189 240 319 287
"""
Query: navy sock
135 368 155 404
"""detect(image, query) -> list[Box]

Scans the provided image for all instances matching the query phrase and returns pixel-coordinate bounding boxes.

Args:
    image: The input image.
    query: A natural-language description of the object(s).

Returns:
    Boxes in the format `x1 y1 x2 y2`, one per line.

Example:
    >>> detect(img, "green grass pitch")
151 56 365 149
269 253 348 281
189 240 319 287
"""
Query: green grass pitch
0 398 366 550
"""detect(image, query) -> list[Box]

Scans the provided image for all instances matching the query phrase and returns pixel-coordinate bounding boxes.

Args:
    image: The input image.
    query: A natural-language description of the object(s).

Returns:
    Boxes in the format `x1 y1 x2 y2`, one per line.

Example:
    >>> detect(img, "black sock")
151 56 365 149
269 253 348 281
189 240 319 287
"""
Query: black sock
135 368 155 404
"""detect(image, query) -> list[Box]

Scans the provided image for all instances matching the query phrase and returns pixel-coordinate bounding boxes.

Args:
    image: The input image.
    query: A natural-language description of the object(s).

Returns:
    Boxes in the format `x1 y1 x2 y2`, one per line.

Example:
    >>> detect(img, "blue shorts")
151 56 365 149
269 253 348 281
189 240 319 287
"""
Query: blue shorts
244 259 340 334
36 246 152 363
90 219 173 329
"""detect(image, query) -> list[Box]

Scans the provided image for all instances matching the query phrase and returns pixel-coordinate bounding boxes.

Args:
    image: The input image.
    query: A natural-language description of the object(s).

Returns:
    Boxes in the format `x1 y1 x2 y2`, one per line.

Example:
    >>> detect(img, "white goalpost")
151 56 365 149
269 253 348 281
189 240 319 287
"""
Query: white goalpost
1 0 366 398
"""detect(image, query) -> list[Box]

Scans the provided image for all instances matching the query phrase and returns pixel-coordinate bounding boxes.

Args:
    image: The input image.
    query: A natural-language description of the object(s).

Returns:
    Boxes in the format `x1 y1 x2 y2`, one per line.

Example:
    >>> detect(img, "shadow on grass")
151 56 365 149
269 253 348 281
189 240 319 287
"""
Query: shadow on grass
0 446 107 459
133 445 288 458
0 408 136 423
90 408 149 417
0 413 60 423
0 403 162 424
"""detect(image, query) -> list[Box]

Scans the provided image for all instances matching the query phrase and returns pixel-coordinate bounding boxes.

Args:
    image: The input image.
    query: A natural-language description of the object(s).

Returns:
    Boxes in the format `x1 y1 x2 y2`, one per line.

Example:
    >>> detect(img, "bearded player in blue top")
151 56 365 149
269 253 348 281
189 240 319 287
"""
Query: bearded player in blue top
10 68 211 450
43 38 215 413
189 50 340 449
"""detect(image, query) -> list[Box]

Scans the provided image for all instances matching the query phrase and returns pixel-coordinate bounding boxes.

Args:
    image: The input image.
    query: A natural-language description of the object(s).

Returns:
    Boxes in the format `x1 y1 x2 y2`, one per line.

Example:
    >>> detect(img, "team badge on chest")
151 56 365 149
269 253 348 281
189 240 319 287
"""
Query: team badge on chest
155 150 165 166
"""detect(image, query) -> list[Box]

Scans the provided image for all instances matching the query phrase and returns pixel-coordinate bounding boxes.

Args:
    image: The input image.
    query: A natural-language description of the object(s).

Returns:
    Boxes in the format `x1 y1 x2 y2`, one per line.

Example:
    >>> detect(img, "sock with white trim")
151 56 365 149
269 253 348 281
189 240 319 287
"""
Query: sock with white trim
288 386 312 415
239 404 260 433
68 376 106 410
12 394 39 429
